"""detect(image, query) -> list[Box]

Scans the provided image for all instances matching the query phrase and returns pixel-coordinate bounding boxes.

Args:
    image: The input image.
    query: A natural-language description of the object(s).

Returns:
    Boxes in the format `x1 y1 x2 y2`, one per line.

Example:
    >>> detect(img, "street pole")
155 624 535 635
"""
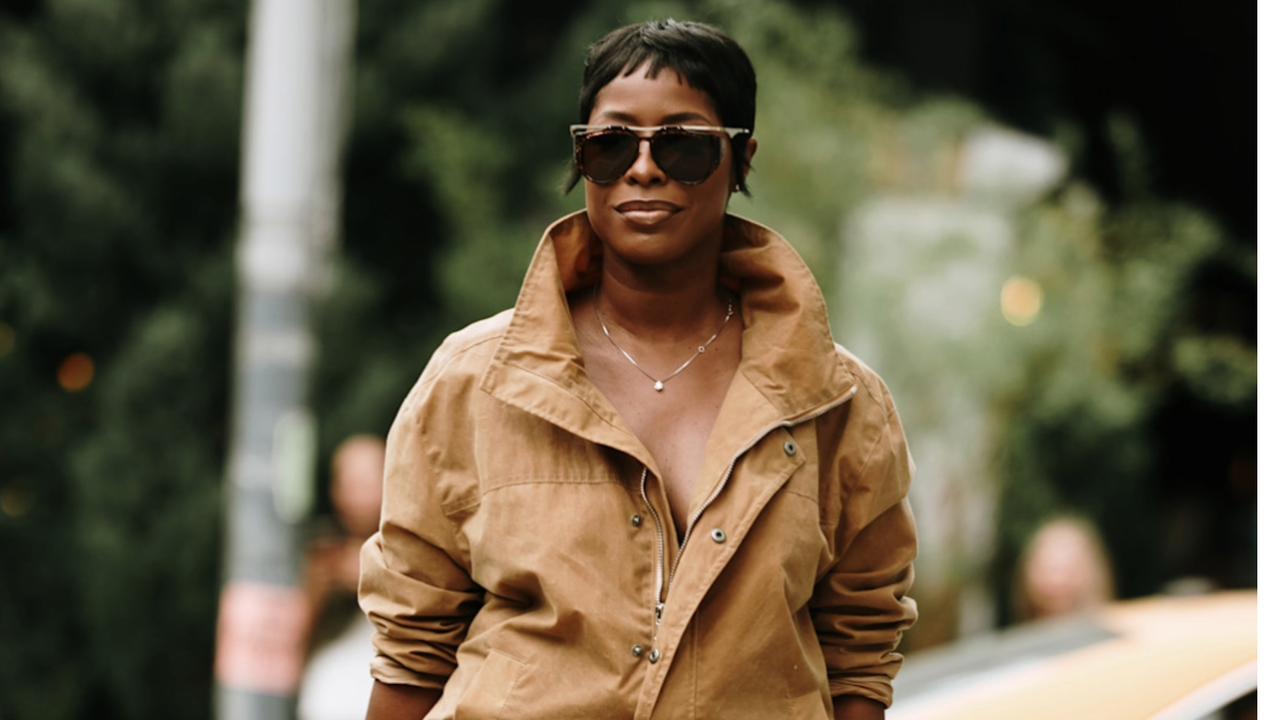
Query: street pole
214 1 355 718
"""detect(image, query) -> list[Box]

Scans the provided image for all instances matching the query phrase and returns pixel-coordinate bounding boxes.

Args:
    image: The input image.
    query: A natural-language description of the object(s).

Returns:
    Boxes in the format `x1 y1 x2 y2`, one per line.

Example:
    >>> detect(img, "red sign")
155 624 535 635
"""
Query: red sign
214 581 310 694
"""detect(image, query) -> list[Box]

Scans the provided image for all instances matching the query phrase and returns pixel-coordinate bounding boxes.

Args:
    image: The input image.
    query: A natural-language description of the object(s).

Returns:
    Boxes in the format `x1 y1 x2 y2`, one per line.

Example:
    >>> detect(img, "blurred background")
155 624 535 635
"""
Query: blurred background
0 0 1256 718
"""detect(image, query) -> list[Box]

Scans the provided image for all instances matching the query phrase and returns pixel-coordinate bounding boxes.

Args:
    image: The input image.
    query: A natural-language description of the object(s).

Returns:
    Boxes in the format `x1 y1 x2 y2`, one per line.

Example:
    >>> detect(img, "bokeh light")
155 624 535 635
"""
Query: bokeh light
1001 276 1043 326
57 352 95 391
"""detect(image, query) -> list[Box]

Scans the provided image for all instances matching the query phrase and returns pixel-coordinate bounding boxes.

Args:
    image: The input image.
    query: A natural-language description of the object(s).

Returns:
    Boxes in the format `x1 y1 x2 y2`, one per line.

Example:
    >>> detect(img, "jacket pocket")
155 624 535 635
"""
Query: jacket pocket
454 650 527 720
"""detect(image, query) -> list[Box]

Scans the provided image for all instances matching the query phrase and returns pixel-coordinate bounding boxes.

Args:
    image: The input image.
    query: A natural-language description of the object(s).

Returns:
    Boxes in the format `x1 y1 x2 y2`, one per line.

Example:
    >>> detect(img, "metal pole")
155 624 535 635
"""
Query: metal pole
214 0 354 718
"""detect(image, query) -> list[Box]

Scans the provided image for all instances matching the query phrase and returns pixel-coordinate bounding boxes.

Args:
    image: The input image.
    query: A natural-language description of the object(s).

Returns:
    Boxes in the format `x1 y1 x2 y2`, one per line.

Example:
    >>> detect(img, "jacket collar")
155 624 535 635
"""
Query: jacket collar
479 210 855 456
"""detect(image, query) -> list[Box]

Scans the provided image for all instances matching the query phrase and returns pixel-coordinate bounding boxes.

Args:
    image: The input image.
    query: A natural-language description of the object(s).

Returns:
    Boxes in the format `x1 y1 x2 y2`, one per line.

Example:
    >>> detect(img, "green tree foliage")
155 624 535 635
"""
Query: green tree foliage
0 1 244 718
992 165 1257 615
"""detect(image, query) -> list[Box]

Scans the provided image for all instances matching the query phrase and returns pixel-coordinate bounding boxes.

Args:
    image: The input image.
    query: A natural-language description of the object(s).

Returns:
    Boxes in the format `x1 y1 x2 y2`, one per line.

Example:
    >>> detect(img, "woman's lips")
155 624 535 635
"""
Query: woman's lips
615 200 681 226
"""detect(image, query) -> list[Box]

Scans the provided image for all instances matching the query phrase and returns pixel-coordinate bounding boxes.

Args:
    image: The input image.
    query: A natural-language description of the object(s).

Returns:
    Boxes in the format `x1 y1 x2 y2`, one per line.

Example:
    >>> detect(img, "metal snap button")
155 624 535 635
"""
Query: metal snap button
648 648 661 663
710 528 727 543
632 644 644 657
783 440 797 456
631 514 643 527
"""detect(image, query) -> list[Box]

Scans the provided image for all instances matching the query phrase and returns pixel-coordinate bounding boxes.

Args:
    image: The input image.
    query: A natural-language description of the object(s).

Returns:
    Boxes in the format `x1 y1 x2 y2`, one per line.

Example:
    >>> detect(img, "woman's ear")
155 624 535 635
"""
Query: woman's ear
741 137 758 183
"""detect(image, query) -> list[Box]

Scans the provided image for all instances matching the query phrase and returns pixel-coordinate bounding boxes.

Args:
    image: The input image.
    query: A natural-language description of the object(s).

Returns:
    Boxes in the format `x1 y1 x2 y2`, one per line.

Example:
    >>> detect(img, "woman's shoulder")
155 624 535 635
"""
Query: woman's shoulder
827 343 914 500
831 342 902 423
394 309 515 419
421 309 514 380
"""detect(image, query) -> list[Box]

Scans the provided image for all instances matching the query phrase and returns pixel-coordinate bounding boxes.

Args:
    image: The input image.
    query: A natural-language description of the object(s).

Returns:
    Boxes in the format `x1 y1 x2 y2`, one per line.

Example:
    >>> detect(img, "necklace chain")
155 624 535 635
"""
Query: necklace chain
594 285 734 392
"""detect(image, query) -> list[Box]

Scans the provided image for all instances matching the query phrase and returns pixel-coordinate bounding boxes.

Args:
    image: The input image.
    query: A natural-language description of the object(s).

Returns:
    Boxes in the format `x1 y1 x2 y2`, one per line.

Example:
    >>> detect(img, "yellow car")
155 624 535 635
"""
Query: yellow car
891 590 1257 720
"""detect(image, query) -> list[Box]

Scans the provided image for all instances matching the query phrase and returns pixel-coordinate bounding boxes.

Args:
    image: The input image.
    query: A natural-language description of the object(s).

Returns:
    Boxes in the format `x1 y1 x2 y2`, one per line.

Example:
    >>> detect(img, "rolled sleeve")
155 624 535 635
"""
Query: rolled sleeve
359 526 480 689
811 375 919 708
358 351 487 691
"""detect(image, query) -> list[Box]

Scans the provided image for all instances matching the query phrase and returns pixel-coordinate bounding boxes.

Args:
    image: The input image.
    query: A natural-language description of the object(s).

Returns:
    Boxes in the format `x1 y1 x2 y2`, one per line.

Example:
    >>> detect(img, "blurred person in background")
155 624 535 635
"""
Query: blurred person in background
1012 515 1115 623
296 434 386 720
359 19 917 720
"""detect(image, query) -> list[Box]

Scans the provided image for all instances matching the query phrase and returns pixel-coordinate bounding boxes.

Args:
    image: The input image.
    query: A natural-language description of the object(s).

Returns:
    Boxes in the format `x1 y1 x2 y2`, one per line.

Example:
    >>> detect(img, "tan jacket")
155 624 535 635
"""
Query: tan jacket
360 211 918 720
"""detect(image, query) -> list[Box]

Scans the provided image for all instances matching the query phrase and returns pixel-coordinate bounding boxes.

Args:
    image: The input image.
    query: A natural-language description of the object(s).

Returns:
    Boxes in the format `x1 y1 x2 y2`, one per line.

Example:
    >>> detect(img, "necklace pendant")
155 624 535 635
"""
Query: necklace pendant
595 284 734 396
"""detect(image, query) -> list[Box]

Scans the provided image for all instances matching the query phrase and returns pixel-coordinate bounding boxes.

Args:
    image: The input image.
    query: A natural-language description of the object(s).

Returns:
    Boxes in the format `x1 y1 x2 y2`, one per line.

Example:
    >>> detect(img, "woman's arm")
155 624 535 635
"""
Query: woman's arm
365 680 441 720
833 694 886 720
811 367 919 708
359 343 489 714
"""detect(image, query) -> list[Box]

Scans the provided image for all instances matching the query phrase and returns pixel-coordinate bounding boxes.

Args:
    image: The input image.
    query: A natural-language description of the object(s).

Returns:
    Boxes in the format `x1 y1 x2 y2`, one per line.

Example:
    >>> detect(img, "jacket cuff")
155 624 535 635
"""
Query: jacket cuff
828 675 895 709
369 655 450 693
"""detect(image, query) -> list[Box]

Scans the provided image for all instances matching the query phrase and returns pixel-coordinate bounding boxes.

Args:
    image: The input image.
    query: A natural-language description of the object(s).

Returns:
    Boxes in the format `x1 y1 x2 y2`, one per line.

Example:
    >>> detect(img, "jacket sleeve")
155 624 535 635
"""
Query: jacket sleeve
810 372 918 708
358 350 486 691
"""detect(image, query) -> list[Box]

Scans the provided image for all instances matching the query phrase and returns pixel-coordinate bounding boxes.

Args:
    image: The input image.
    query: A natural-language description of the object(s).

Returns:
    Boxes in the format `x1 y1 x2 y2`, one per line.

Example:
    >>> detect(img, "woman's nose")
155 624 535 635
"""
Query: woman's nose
625 137 666 185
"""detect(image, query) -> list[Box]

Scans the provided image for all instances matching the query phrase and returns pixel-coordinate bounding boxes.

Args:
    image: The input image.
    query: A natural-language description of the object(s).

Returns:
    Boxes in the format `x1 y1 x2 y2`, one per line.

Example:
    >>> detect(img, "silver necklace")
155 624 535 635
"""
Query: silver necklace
594 285 734 392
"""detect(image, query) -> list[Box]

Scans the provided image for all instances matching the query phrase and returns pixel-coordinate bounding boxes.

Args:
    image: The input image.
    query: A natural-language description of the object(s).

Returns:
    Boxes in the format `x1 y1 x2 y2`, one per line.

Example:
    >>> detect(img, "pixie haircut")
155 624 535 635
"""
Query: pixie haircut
564 19 757 195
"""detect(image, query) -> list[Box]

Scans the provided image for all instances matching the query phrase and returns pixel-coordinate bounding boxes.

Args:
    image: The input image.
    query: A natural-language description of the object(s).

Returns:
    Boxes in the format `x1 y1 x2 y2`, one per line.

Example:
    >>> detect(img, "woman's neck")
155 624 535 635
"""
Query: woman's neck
595 262 728 345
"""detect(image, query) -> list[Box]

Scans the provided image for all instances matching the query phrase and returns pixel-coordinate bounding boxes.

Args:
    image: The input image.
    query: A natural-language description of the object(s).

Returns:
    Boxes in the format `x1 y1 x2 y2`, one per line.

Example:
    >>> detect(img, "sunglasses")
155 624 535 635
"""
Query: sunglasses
570 124 751 185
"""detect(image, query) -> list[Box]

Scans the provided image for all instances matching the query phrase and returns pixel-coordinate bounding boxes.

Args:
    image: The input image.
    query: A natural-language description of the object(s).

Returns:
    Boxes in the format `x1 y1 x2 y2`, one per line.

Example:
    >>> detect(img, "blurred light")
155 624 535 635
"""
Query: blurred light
1 481 32 518
1001 276 1043 326
0 323 13 357
58 352 95 392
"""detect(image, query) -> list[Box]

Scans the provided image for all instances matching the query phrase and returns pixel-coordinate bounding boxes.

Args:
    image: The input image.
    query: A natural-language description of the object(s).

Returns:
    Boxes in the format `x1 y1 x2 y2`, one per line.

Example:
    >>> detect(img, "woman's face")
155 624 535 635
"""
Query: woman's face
583 64 755 270
1024 523 1104 618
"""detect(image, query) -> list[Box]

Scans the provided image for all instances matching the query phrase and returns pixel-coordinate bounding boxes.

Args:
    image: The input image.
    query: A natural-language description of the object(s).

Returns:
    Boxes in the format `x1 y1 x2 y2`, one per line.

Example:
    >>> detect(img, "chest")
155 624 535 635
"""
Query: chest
580 324 742 537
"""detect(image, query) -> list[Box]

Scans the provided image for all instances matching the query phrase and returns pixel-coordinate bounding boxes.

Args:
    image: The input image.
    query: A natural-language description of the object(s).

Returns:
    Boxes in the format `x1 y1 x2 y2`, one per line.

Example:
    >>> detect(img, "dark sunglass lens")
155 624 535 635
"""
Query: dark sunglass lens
580 131 638 183
652 131 719 183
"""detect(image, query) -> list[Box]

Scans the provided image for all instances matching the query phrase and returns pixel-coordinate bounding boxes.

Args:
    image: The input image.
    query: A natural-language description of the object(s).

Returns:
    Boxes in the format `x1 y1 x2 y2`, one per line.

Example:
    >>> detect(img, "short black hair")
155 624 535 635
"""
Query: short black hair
563 19 757 194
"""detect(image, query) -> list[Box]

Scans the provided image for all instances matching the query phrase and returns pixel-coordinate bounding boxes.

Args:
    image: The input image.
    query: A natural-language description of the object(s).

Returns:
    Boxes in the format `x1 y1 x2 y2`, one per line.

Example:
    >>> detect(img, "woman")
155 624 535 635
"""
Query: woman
360 19 917 720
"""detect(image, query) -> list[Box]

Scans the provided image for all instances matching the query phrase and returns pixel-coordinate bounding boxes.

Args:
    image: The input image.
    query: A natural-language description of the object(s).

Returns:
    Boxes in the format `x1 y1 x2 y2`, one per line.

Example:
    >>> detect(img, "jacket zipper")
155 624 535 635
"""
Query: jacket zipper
640 386 857 637
639 466 665 639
